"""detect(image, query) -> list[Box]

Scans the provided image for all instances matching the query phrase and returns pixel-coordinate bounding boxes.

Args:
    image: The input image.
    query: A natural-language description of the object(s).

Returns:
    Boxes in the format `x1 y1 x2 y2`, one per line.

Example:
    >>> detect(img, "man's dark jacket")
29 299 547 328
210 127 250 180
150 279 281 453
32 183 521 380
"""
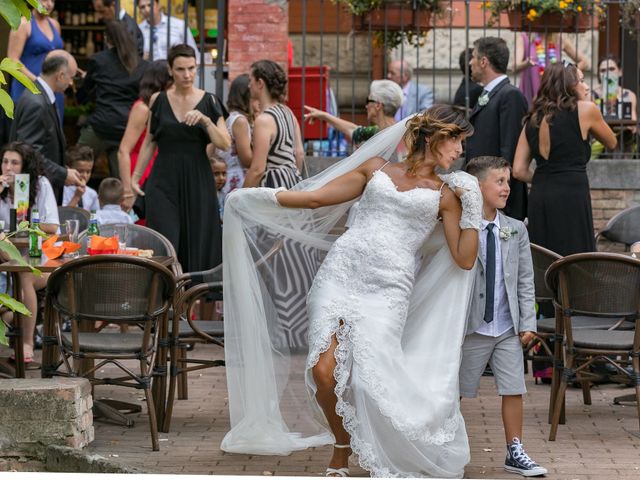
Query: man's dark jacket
465 77 529 220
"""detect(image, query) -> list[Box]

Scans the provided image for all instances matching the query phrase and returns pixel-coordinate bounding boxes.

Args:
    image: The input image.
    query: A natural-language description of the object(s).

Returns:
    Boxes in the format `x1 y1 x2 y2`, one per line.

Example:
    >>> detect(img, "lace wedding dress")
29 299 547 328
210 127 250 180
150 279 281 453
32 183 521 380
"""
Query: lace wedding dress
220 120 480 478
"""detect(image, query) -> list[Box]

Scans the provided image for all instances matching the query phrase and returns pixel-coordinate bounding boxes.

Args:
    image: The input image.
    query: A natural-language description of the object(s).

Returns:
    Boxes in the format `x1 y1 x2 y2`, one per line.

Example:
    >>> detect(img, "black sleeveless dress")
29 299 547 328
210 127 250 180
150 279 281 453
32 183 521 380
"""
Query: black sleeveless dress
145 91 223 272
525 109 595 256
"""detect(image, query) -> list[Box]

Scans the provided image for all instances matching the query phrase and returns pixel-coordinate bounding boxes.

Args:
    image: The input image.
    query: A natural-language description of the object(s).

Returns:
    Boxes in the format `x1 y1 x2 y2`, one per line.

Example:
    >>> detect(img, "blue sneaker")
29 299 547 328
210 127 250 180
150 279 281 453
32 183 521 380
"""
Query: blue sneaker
505 437 547 477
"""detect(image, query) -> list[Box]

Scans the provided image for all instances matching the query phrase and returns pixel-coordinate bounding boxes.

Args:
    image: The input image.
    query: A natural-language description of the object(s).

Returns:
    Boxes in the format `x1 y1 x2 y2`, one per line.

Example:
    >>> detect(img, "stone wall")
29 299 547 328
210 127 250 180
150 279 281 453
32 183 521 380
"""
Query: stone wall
0 378 94 456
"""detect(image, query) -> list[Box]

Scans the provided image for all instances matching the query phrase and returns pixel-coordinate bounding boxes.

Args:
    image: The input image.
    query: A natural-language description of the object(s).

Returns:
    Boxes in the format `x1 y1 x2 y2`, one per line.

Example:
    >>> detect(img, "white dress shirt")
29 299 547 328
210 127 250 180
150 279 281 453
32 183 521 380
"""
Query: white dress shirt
475 214 513 337
36 76 56 104
482 74 508 94
139 13 200 61
95 204 133 226
62 185 100 212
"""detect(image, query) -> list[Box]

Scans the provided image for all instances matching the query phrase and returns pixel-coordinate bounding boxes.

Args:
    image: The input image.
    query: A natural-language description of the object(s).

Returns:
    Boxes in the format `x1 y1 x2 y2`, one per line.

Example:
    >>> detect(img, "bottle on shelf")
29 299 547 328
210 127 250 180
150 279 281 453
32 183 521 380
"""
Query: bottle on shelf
86 32 95 56
72 5 80 26
64 3 72 27
80 10 87 26
78 31 87 57
28 209 42 258
87 8 94 25
87 211 100 237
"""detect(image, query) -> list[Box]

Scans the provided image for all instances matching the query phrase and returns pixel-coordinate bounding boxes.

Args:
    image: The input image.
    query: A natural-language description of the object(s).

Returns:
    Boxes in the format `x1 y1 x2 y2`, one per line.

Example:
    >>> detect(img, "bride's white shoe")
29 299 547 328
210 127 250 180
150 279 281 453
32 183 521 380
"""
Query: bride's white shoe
325 444 351 477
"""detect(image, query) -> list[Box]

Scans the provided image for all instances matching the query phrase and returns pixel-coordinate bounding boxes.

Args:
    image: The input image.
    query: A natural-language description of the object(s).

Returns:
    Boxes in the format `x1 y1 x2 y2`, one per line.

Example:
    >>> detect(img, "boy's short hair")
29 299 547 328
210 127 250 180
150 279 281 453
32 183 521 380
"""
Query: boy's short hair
98 177 124 206
66 144 94 166
465 156 510 181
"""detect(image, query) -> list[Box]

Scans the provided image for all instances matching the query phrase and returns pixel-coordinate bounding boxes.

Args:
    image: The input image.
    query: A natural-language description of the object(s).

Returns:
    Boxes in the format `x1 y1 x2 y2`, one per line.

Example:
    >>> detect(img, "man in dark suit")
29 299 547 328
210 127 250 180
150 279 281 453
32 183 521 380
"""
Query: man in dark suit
466 37 528 221
10 50 83 201
93 0 144 57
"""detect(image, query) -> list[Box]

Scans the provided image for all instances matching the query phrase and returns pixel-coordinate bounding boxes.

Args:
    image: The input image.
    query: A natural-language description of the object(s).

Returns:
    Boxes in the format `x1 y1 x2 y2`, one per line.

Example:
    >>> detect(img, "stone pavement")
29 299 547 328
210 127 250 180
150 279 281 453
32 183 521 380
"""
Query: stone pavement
28 343 640 478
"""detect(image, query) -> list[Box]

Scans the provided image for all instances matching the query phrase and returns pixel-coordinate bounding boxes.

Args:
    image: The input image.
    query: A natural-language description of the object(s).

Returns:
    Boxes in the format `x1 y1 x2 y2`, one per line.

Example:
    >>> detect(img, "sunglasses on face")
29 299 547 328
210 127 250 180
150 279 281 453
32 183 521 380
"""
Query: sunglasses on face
366 98 378 104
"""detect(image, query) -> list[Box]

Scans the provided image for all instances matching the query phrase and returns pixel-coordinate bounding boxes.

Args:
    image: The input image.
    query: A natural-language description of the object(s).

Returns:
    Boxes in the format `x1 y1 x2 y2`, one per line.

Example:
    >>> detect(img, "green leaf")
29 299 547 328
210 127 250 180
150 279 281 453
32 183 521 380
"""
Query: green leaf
0 89 14 119
0 58 40 94
24 0 45 15
0 320 7 346
17 220 29 231
0 0 24 29
0 292 30 316
11 0 30 19
0 238 40 275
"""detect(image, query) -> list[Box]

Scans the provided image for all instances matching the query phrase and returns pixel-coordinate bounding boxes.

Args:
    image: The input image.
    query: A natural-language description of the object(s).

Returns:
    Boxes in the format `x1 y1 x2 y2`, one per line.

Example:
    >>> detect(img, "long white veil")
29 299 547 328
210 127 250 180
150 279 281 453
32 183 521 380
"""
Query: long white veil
221 118 475 469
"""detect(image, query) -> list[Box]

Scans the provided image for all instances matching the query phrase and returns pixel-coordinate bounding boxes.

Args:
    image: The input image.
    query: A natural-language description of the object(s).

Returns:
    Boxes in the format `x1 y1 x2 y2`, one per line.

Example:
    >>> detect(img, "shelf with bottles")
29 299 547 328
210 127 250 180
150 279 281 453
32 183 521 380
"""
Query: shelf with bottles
51 0 100 28
62 30 104 60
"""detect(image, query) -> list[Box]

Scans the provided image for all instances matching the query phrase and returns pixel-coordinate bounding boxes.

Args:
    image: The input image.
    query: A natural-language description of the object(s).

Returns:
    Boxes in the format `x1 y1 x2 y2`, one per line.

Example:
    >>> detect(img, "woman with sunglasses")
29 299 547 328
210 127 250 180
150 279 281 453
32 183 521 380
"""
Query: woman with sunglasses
513 63 616 257
304 79 403 149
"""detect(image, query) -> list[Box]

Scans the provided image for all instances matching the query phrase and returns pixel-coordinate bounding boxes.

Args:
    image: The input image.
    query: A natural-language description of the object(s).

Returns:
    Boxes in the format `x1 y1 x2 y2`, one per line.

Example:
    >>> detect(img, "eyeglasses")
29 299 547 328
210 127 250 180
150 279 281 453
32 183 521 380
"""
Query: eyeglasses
366 98 378 104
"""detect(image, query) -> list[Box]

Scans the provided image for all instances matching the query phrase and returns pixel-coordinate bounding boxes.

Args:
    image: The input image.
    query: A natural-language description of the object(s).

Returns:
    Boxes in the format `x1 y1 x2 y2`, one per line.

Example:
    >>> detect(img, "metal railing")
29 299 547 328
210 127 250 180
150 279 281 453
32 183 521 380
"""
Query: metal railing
289 0 639 159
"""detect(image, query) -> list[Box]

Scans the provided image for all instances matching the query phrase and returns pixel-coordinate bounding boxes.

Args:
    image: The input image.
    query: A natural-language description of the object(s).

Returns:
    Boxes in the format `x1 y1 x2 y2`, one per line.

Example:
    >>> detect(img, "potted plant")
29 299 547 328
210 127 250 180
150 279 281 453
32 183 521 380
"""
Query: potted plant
483 0 599 33
335 0 440 49
621 0 640 32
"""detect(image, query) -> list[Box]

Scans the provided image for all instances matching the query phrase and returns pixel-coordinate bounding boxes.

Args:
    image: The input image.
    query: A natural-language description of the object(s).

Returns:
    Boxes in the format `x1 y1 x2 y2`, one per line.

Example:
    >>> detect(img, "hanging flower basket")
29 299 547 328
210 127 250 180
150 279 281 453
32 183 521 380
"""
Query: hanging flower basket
507 9 592 32
354 5 432 32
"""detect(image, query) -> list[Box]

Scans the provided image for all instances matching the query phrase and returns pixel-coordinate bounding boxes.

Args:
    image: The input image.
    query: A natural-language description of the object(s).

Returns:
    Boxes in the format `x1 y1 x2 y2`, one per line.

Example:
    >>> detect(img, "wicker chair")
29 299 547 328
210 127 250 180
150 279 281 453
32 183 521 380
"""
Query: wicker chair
545 252 640 441
161 239 283 432
58 206 90 232
523 244 562 377
595 204 640 250
44 255 176 451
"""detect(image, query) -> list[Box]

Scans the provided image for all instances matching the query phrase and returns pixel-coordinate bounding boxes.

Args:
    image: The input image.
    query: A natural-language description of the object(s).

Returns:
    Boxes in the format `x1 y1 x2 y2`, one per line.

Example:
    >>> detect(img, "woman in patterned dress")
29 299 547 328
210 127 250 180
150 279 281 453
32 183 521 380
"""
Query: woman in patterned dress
243 59 304 188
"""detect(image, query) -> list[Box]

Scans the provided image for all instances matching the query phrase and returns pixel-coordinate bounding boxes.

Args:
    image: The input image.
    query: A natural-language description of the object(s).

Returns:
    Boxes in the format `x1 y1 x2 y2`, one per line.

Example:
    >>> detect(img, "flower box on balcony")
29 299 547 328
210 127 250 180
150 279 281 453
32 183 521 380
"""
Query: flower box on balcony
354 5 432 32
507 9 592 33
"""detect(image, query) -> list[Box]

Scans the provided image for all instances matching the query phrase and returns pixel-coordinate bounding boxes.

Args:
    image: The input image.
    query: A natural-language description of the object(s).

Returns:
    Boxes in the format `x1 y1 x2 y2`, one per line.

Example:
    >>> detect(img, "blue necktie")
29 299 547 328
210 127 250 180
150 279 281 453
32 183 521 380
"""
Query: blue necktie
484 223 495 323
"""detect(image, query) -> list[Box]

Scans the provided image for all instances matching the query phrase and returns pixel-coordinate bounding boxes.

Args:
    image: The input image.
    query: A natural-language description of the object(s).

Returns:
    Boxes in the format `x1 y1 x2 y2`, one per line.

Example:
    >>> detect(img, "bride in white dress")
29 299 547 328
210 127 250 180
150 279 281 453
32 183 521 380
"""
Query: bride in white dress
221 105 483 478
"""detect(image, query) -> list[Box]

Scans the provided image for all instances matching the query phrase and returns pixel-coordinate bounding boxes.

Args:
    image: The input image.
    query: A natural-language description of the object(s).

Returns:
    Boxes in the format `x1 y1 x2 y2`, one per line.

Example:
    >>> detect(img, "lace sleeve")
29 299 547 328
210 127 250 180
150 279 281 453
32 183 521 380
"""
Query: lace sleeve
440 171 482 231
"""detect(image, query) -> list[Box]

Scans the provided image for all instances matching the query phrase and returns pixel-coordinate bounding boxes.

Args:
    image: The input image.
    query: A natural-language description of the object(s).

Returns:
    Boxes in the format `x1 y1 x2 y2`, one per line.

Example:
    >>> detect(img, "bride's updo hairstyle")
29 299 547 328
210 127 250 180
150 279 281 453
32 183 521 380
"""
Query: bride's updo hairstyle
403 104 473 174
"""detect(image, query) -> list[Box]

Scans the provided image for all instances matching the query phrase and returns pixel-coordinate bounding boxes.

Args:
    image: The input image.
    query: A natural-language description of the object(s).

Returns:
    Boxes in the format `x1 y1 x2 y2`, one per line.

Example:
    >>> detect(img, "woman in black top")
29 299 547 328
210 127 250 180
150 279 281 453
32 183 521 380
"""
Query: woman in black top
513 63 616 256
78 20 147 178
129 44 230 273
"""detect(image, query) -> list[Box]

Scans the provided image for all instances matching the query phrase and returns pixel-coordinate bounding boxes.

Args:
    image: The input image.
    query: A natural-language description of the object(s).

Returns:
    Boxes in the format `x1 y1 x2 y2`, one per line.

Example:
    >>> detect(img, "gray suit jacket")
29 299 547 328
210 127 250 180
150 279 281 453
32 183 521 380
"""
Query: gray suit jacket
10 79 67 199
465 212 536 336
402 80 434 117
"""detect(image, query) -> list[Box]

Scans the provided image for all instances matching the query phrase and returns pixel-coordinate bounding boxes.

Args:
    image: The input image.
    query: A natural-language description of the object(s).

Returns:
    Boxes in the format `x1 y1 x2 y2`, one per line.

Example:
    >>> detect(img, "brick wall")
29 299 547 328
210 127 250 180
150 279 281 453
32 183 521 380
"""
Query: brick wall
0 378 94 455
228 0 289 81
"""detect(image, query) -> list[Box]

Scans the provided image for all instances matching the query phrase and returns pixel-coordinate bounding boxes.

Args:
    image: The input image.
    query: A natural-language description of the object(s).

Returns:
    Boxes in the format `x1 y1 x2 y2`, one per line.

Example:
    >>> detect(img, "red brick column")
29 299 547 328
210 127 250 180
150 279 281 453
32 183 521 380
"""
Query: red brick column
228 0 289 81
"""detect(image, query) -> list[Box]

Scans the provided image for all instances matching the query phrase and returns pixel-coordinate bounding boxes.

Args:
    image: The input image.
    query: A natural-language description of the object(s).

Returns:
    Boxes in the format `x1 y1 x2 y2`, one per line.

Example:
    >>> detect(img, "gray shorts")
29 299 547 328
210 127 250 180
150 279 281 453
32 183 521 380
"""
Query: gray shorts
459 330 527 398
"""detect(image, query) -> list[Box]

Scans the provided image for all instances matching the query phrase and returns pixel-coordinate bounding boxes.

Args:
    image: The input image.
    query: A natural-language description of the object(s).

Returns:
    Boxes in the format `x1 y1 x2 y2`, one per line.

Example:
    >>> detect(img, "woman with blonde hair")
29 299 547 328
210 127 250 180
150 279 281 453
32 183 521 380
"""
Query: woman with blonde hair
221 105 482 478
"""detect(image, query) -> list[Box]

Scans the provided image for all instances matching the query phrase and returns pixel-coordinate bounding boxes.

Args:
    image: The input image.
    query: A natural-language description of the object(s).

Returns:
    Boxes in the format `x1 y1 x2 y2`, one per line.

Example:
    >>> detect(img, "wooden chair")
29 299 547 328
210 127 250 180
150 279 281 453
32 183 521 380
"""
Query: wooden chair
58 206 91 232
162 239 284 432
44 255 176 451
523 244 562 380
545 252 640 441
595 204 640 250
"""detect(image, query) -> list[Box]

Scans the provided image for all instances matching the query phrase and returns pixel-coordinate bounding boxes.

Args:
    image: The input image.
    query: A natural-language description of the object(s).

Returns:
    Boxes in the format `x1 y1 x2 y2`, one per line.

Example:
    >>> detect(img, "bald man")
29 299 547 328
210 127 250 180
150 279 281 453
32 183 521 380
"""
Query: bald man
10 50 83 200
387 59 434 121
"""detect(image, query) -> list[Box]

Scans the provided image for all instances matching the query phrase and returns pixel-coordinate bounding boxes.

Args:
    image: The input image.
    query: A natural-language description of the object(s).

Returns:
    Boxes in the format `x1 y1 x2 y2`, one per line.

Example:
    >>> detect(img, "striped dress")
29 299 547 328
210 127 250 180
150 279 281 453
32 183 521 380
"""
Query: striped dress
260 104 303 188
258 104 313 349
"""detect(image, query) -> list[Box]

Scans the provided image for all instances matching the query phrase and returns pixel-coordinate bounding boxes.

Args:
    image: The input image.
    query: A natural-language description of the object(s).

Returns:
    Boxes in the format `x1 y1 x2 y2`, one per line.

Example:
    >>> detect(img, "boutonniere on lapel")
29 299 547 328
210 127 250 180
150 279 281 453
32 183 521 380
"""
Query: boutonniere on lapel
499 226 518 241
477 91 490 107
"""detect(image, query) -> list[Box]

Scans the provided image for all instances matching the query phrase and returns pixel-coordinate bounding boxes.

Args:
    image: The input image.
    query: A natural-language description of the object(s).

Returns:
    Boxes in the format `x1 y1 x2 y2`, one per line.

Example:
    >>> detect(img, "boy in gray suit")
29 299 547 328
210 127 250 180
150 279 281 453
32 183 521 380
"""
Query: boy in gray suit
460 156 547 477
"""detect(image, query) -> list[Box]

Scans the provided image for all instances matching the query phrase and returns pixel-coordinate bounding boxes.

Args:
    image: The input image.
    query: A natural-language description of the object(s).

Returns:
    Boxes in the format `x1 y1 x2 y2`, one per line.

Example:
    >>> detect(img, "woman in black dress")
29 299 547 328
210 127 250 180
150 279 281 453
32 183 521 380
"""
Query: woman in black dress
129 44 230 272
513 63 616 256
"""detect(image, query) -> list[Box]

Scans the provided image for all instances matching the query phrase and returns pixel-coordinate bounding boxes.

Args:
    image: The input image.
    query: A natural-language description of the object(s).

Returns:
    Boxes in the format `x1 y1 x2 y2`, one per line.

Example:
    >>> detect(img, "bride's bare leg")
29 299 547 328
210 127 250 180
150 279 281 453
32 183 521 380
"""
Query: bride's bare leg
312 333 352 471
